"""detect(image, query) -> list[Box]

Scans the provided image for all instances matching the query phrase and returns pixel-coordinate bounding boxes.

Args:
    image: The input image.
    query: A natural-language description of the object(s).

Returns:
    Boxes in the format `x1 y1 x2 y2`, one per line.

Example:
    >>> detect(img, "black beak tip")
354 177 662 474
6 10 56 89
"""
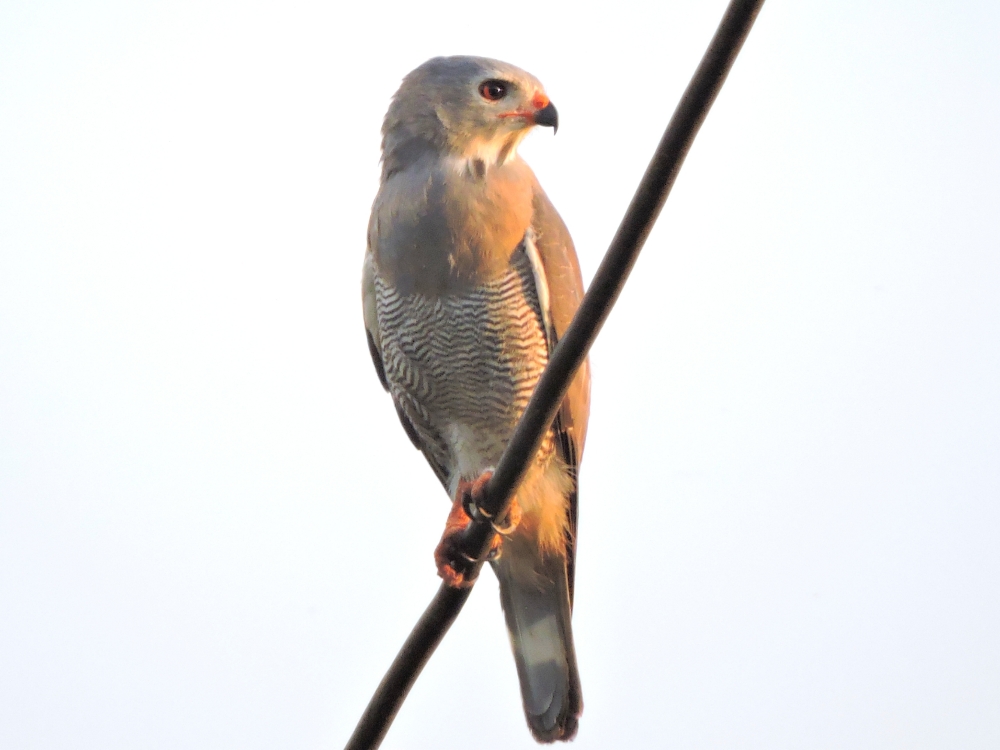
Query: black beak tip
535 102 559 133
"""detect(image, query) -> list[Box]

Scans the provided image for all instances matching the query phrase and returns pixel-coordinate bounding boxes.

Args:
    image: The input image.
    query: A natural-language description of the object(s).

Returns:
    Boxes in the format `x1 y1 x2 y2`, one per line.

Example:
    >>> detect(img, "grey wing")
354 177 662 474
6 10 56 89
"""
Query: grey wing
528 184 591 605
362 251 389 390
362 249 451 490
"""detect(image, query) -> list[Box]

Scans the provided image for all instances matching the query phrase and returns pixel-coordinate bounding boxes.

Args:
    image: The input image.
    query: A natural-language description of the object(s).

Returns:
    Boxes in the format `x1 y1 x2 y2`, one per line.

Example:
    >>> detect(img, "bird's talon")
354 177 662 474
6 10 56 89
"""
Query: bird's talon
492 518 513 534
435 532 479 588
459 470 495 522
491 498 522 536
462 493 488 521
435 472 509 585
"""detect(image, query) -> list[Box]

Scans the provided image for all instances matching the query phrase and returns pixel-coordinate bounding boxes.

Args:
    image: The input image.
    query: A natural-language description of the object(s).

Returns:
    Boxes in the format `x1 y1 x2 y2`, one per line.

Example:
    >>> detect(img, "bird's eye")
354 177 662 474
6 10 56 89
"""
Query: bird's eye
478 80 508 101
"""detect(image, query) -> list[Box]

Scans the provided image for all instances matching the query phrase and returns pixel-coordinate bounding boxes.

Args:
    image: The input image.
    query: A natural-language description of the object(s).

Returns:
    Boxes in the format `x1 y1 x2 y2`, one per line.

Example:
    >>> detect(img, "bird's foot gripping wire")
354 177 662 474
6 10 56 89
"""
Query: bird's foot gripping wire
434 470 521 588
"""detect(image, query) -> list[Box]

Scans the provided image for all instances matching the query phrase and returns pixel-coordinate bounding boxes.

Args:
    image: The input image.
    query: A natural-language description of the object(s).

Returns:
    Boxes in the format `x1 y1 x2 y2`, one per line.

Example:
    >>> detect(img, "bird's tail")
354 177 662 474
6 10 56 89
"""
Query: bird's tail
493 538 581 743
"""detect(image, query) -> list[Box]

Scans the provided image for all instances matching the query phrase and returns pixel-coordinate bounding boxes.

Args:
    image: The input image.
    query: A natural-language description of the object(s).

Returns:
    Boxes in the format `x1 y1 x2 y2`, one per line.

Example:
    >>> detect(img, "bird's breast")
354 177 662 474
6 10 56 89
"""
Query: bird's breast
371 158 535 296
375 248 549 479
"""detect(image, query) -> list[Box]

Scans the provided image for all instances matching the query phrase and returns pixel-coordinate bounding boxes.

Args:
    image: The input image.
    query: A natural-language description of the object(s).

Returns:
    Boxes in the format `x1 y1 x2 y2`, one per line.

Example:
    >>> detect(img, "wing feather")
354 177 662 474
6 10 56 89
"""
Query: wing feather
529 181 591 604
364 248 452 489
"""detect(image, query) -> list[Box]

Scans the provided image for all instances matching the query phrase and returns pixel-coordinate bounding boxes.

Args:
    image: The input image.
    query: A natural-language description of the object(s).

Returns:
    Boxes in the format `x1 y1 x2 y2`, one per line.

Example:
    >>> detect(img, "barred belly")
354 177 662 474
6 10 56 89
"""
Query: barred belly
374 248 550 487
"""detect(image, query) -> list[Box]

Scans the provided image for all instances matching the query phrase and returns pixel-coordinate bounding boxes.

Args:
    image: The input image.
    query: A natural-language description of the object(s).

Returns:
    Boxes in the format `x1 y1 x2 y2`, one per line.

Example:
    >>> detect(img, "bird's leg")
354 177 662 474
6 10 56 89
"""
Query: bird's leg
434 470 522 588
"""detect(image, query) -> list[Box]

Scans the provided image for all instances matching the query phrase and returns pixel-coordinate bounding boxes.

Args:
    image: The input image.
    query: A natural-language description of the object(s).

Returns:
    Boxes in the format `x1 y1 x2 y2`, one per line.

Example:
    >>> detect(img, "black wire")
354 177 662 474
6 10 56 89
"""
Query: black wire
344 1 766 747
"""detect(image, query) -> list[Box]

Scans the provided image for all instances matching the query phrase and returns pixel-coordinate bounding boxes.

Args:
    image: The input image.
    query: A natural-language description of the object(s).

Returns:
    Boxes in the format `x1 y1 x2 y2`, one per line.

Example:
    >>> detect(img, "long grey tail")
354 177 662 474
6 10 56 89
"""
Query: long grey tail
493 547 582 743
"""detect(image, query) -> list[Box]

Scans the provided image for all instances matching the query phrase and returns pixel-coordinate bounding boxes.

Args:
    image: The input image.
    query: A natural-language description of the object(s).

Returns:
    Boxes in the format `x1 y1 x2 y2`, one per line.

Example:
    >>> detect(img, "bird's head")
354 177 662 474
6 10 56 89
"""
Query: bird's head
382 56 558 174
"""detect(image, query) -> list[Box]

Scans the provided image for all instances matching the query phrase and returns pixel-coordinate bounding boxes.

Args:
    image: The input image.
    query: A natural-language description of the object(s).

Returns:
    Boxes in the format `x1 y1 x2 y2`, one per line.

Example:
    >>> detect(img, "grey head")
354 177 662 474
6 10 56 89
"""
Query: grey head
381 55 559 178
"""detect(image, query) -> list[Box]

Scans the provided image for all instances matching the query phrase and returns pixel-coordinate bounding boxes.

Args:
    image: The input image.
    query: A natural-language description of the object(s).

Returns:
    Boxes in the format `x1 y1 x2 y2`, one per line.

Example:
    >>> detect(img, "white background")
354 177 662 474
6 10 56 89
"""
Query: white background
2 1 998 748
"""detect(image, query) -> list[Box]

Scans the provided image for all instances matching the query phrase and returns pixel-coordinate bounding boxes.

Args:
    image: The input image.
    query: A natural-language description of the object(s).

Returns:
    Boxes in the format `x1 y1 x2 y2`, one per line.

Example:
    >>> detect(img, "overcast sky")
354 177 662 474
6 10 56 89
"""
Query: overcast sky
2 1 999 748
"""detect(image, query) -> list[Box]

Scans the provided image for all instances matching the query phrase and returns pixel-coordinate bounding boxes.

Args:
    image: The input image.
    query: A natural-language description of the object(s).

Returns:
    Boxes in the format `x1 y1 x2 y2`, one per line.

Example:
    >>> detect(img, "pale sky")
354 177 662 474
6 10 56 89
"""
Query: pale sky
2 1 999 748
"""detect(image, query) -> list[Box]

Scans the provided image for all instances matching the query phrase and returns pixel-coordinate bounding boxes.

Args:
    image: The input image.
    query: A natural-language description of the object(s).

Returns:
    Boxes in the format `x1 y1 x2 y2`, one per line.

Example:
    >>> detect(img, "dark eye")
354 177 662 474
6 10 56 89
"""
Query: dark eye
478 80 508 101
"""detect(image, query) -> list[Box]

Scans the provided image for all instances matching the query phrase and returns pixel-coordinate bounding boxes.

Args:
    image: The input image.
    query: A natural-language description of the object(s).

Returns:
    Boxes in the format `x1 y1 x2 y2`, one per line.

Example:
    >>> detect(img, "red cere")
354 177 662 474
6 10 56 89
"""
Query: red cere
532 93 550 110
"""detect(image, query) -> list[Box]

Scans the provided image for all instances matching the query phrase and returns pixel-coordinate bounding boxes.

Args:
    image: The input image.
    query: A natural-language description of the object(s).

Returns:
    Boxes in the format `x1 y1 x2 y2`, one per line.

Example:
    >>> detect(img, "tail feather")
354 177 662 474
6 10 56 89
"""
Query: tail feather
493 547 581 743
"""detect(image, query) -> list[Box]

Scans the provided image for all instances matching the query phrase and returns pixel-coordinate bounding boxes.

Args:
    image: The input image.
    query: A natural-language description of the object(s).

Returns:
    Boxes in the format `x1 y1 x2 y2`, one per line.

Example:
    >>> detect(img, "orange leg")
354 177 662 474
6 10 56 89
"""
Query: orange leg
433 471 521 588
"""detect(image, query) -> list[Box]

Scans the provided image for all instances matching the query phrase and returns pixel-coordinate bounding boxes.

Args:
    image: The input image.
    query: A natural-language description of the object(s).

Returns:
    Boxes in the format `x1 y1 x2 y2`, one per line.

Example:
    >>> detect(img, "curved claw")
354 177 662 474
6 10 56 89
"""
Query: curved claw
457 469 522 537
490 499 521 535
459 470 494 521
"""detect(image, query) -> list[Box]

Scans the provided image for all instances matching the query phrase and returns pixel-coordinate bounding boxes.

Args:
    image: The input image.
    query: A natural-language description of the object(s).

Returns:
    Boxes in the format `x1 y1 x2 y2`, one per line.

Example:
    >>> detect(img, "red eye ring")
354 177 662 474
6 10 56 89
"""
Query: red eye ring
478 80 508 101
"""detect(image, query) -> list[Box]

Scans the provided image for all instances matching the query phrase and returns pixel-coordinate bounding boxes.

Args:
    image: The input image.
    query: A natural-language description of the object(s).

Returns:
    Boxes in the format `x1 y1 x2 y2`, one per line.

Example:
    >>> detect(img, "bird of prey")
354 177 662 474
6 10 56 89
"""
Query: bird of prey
362 55 590 743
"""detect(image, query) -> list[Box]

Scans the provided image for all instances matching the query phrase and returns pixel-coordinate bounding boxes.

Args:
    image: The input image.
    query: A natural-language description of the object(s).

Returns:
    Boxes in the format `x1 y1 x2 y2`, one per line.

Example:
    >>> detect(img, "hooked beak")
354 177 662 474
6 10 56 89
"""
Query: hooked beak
533 101 559 133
